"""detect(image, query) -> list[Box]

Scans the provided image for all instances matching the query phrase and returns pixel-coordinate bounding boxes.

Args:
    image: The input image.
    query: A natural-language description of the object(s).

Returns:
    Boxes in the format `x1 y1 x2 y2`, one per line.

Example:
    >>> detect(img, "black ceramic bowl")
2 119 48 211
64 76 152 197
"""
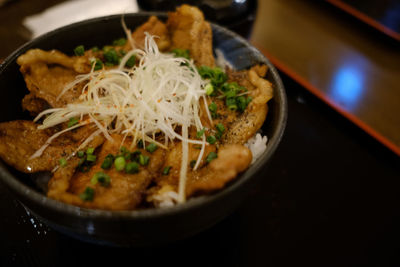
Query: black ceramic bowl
0 13 287 246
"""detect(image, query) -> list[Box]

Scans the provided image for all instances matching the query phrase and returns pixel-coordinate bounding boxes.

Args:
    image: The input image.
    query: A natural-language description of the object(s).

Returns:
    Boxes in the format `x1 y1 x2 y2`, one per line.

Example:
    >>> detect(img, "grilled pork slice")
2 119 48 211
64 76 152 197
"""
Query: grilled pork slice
167 4 215 67
147 144 252 206
48 134 165 210
17 49 86 115
0 121 102 173
128 15 171 51
222 65 273 144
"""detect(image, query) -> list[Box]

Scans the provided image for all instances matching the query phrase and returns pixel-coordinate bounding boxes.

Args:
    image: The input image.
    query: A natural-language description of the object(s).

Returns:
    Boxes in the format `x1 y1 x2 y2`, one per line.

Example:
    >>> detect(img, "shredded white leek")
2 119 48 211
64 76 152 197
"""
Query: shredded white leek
33 33 210 203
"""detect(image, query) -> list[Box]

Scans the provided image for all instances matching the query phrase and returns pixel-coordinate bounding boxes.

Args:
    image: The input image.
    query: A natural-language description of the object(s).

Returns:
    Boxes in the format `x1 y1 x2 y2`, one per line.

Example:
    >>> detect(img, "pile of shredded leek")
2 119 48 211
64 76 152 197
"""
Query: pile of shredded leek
32 33 212 203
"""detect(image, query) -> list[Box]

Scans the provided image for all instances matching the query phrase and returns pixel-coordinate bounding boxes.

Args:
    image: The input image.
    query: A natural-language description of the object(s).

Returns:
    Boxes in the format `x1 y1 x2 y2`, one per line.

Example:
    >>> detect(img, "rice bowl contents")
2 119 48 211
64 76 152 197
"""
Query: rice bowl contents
0 4 274 210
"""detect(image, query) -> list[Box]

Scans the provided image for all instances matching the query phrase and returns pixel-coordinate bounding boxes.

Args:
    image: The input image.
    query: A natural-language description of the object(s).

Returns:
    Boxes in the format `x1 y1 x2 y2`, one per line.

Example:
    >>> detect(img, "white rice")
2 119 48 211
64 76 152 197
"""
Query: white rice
245 133 268 164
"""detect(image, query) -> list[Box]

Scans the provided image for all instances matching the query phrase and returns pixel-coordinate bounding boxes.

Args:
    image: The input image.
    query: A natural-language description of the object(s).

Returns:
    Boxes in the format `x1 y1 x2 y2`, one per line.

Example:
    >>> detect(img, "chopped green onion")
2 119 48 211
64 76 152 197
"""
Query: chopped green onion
190 160 197 168
91 46 99 52
196 128 205 138
86 147 95 155
91 58 103 71
209 102 217 118
226 98 238 111
77 151 85 158
162 166 171 175
139 154 149 166
114 156 126 171
137 139 144 148
86 154 96 162
125 162 139 174
80 187 95 201
103 48 120 65
216 123 225 134
101 154 114 169
113 38 127 46
197 66 227 87
145 143 158 153
59 158 67 167
91 172 111 187
206 152 218 163
236 96 247 112
119 146 131 160
206 135 216 144
74 45 85 56
224 90 237 98
172 48 190 59
215 123 225 139
67 117 79 127
102 45 113 53
205 83 214 95
125 55 136 68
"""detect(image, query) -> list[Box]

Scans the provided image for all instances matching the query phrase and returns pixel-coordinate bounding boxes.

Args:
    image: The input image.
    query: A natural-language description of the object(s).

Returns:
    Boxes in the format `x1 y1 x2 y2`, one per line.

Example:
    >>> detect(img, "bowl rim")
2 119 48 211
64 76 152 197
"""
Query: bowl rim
0 12 287 220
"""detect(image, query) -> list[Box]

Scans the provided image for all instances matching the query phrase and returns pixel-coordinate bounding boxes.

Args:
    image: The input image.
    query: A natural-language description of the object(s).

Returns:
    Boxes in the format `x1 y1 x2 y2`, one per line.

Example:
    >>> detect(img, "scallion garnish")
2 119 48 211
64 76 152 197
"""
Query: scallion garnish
59 158 67 167
145 143 158 153
209 102 217 118
67 117 79 127
162 166 171 175
139 154 149 166
206 152 218 163
114 156 126 171
172 48 190 59
86 154 96 162
206 135 216 144
86 147 94 155
216 123 225 134
91 172 111 187
80 187 95 201
137 139 144 148
125 55 136 68
101 154 114 169
113 38 127 46
205 83 214 95
196 128 205 138
104 48 120 65
125 162 139 174
92 58 103 70
74 45 85 56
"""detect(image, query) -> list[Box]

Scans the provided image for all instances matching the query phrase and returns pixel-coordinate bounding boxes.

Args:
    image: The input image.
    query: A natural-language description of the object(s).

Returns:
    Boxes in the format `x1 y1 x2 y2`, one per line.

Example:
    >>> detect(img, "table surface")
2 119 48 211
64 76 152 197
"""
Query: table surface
1 1 400 266
251 0 400 156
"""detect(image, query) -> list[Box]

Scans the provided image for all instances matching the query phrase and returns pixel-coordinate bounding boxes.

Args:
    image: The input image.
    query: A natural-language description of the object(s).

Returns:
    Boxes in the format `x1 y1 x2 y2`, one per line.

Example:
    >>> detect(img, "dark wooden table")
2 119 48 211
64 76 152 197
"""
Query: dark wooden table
1 1 399 266
251 0 400 156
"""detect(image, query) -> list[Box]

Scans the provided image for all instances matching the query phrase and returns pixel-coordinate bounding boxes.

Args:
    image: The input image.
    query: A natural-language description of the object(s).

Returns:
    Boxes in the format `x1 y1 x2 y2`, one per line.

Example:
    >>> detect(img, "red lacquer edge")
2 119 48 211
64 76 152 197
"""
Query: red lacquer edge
326 0 400 41
254 44 400 157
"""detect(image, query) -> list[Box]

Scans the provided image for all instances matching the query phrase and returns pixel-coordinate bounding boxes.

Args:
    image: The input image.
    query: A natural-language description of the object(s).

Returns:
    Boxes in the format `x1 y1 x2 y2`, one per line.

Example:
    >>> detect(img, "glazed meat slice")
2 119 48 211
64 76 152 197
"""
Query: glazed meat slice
48 134 165 210
147 144 251 206
0 121 101 173
186 144 252 196
128 16 171 51
167 4 215 67
17 49 86 115
222 65 273 144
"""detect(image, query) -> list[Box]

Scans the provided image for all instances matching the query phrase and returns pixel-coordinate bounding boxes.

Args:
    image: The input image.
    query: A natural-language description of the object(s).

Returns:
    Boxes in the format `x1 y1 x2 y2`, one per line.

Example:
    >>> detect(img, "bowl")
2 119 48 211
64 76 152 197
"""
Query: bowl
0 12 287 246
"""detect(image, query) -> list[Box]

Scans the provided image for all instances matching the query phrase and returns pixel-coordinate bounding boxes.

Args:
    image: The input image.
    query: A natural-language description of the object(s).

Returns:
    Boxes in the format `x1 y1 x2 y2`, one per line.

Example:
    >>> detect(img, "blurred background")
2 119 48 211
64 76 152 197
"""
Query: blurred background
1 1 400 266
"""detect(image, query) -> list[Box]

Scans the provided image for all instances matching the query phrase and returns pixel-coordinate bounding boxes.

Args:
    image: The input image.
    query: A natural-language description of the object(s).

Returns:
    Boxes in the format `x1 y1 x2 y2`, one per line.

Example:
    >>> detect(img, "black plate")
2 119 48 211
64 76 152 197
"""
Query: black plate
0 12 287 246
